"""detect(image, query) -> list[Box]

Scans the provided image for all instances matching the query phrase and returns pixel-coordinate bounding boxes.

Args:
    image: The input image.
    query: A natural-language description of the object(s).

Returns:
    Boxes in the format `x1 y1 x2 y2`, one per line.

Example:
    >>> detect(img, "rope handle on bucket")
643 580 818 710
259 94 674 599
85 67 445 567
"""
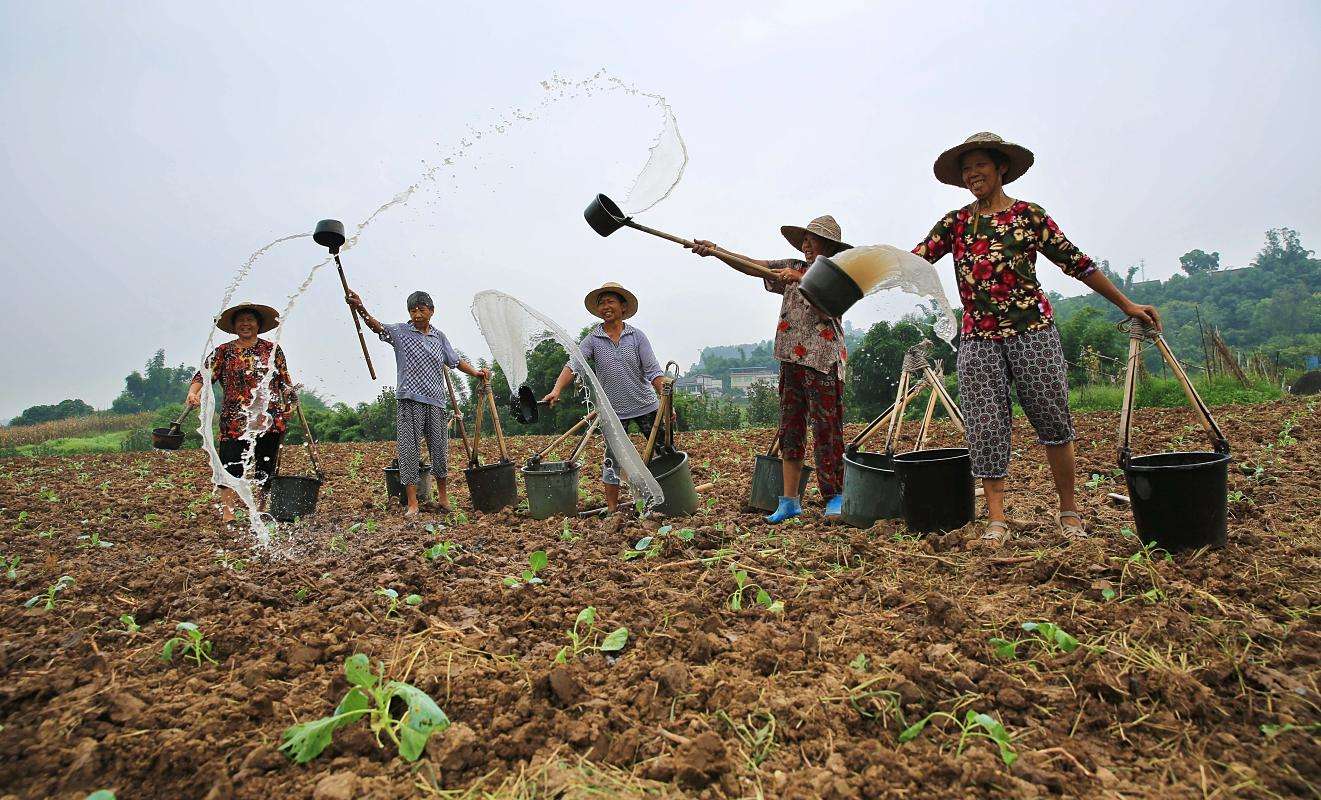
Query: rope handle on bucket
1116 319 1230 467
642 363 680 464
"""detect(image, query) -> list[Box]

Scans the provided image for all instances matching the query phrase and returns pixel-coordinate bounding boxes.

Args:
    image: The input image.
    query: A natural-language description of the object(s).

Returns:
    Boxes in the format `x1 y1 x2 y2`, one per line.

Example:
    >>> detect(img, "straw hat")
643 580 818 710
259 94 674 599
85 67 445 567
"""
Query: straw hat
216 301 280 334
583 282 638 319
933 132 1035 187
781 215 851 253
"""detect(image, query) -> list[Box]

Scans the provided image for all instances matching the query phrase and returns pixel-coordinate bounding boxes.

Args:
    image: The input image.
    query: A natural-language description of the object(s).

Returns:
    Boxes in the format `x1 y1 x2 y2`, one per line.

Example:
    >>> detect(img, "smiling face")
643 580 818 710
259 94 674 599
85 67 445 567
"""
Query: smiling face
800 232 839 262
960 148 1008 200
408 303 434 329
596 292 625 322
233 310 261 340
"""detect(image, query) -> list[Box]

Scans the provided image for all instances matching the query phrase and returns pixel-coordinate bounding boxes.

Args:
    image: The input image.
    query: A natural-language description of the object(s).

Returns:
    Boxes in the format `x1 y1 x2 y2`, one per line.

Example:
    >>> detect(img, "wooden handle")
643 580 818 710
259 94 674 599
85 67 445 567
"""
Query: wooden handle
624 220 781 281
913 387 940 452
471 382 484 467
765 431 781 458
641 391 671 464
924 367 965 434
335 256 376 380
851 381 923 450
293 399 323 477
535 411 597 461
483 380 509 462
568 418 598 465
441 369 473 464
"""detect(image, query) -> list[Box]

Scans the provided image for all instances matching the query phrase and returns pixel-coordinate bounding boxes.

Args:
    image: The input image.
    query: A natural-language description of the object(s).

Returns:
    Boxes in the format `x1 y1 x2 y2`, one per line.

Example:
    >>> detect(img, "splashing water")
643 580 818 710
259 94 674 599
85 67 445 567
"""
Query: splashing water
471 290 664 512
831 245 959 342
192 70 687 545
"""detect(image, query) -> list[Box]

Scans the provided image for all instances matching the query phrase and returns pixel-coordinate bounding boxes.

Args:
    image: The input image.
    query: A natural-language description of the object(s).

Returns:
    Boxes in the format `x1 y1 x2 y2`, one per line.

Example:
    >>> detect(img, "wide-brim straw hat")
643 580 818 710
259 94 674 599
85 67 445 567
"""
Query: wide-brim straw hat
583 282 638 320
216 301 280 334
933 132 1035 187
781 215 851 253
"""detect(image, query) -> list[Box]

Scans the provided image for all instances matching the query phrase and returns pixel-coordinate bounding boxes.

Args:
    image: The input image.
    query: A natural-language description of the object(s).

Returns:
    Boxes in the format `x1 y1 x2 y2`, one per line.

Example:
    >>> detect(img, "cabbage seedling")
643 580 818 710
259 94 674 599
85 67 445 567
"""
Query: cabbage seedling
161 622 218 666
554 606 629 663
899 709 1017 766
727 568 784 614
424 541 459 562
279 653 450 763
77 531 114 549
503 550 548 588
2 555 18 580
24 575 73 610
120 614 140 633
989 621 1080 660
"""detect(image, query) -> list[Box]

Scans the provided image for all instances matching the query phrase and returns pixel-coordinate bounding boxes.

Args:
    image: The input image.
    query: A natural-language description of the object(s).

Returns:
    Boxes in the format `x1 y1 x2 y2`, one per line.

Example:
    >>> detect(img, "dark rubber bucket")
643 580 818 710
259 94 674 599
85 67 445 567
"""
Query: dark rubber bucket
747 455 812 512
384 461 432 506
893 447 975 533
466 461 518 513
1124 451 1230 551
649 451 698 516
841 450 901 528
584 194 628 237
798 255 863 319
313 219 346 252
521 460 579 520
151 427 185 451
512 384 539 424
269 475 321 522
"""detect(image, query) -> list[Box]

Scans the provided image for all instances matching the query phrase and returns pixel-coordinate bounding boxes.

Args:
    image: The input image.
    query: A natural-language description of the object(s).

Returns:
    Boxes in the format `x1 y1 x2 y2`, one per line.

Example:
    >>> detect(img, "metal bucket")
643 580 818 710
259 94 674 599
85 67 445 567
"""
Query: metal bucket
746 455 813 512
584 194 629 237
893 447 975 533
269 475 322 522
798 255 863 318
840 450 901 528
466 461 518 513
521 460 580 520
1124 451 1230 551
648 451 697 517
384 461 432 506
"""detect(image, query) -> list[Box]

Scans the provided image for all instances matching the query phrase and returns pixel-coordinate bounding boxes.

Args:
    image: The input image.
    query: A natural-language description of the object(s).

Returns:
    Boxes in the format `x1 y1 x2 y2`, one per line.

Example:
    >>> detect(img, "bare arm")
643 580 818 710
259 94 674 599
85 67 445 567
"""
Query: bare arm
686 239 778 280
541 365 576 406
344 289 385 335
455 359 490 380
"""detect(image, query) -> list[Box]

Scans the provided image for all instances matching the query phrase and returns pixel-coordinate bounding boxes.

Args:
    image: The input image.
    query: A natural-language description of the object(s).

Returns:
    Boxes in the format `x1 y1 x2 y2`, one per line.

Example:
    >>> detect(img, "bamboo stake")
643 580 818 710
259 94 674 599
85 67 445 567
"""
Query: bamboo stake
913 385 940 452
482 379 509 462
441 369 473 465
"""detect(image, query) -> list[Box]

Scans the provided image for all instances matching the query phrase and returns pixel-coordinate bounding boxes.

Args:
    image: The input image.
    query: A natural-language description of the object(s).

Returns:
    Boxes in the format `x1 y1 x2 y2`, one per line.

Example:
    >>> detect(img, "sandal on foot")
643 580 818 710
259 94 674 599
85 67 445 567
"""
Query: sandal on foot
981 520 1011 544
1057 511 1087 539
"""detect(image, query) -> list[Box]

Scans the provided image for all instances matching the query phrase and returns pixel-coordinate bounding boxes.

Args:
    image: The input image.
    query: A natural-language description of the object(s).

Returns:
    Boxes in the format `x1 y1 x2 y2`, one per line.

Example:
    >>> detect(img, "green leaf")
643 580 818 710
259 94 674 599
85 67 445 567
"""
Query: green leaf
161 637 181 662
23 595 42 608
1101 588 1116 601
503 576 520 587
1053 629 1080 653
633 536 653 551
576 606 596 627
279 715 343 764
528 550 548 573
334 687 371 718
344 653 378 689
405 594 423 606
387 681 450 761
176 621 199 634
989 638 1017 660
898 716 931 743
766 600 785 614
657 525 673 535
676 528 695 542
554 646 568 664
732 569 748 588
85 792 116 800
600 627 629 653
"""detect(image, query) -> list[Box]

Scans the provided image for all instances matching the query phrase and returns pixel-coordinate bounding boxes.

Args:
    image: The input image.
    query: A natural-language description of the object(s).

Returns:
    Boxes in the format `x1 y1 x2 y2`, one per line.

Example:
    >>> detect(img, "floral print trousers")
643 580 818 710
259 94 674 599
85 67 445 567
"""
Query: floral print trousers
778 362 845 498
956 326 1075 479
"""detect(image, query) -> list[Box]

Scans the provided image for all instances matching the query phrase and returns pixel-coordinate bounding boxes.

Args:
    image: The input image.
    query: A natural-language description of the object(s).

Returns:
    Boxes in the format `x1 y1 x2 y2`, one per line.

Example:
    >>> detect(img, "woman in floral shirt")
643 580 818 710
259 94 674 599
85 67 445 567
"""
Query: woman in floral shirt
688 215 851 523
187 301 296 523
913 132 1160 542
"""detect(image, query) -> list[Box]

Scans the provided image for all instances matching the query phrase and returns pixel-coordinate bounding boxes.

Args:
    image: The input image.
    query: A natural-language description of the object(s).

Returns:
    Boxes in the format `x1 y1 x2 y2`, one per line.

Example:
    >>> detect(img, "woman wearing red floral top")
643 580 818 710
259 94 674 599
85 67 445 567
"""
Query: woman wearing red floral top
688 215 851 523
913 132 1160 542
186 302 296 523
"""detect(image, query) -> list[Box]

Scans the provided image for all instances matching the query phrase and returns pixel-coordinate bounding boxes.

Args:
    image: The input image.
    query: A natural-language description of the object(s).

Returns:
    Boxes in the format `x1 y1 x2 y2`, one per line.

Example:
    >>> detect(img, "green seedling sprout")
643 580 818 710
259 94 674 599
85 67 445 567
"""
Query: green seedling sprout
504 550 548 587
989 621 1081 660
849 653 869 672
727 567 784 614
77 531 114 549
2 555 19 580
899 709 1017 766
280 653 449 763
85 792 116 800
24 575 74 610
621 530 665 561
120 614 140 633
376 588 402 617
424 540 460 562
161 622 218 666
554 606 629 663
294 587 309 602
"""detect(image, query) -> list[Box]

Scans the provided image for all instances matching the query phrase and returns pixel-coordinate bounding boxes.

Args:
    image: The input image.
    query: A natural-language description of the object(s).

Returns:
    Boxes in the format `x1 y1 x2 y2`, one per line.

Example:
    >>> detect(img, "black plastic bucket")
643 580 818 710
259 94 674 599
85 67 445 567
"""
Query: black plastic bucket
840 450 900 528
584 194 628 237
151 427 185 451
648 451 697 516
798 255 863 318
893 447 975 533
746 455 813 512
466 461 518 513
384 461 432 506
521 460 579 520
269 475 322 521
1124 451 1230 551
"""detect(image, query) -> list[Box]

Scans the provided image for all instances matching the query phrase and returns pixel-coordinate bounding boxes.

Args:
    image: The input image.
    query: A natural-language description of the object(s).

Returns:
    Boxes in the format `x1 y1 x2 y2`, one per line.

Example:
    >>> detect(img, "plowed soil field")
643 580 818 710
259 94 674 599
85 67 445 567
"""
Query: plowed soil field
1 400 1317 799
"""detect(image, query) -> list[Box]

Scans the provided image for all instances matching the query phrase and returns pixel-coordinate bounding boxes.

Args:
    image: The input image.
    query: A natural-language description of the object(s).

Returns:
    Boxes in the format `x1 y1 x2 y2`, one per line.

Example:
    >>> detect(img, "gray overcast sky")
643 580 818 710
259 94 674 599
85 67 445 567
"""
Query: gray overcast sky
3 0 1319 421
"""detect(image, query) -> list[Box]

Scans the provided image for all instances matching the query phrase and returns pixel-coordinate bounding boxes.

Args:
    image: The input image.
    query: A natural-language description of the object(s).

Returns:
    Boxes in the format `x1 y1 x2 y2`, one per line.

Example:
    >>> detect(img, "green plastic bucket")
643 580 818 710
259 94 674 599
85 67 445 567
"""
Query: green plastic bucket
521 460 580 520
648 451 698 517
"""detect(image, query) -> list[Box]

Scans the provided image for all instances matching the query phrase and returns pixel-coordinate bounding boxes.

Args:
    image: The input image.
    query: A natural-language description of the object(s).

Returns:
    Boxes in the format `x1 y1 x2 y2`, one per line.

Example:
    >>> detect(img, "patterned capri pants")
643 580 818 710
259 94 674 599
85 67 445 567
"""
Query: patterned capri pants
778 362 845 497
956 326 1075 479
396 398 450 486
603 411 656 486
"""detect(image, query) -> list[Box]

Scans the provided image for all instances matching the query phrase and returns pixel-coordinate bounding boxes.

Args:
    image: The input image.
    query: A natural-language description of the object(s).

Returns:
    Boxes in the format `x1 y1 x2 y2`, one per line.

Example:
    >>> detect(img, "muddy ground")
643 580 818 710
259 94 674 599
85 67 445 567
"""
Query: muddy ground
0 399 1317 799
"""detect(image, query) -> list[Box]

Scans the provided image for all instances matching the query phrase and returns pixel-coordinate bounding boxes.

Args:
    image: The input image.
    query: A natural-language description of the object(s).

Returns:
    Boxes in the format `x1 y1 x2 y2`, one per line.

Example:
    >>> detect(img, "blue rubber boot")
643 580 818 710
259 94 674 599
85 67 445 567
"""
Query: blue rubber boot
824 494 844 517
766 496 802 524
